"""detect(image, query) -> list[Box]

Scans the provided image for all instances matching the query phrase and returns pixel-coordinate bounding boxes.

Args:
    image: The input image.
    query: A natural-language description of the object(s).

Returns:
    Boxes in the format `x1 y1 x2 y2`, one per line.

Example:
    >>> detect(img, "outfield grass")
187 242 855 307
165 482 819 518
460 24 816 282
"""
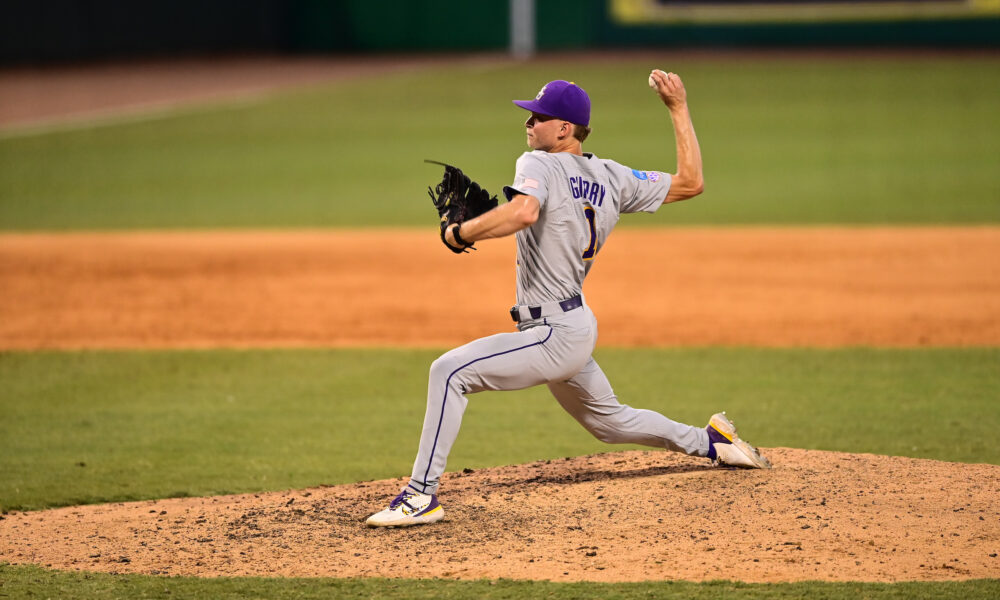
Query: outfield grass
1 564 998 600
2 347 997 512
1 55 998 229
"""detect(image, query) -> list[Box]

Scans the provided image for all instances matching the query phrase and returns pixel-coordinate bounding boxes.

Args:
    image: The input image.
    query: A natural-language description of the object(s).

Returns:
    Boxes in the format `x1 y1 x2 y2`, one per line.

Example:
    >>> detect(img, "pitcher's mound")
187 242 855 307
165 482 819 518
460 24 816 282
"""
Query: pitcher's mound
1 448 998 582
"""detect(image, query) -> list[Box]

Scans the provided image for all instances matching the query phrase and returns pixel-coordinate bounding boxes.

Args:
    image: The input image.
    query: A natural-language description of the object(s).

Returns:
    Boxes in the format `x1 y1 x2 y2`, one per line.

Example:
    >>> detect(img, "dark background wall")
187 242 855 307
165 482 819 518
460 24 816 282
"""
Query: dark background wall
1 1 292 63
2 0 999 65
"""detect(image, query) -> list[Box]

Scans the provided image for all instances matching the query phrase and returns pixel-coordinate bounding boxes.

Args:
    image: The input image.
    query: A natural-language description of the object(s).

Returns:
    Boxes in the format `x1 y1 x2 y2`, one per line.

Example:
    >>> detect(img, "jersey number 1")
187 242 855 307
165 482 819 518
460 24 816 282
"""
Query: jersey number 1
582 206 597 261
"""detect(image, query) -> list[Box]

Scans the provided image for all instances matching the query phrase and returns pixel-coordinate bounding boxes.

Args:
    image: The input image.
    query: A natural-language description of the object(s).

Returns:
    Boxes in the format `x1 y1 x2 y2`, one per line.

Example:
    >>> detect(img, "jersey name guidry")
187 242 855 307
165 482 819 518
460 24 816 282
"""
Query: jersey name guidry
568 176 606 207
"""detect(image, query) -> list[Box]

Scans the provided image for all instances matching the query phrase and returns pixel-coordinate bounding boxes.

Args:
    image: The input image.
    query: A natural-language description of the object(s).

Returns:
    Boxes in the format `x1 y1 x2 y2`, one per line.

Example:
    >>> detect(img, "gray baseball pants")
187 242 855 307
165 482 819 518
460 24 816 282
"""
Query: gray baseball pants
407 301 710 496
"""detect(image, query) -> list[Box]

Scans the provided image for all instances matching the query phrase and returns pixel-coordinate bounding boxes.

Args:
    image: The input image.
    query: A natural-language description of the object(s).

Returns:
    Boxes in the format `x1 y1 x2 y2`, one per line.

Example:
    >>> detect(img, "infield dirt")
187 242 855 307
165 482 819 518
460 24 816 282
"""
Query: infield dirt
2 227 999 350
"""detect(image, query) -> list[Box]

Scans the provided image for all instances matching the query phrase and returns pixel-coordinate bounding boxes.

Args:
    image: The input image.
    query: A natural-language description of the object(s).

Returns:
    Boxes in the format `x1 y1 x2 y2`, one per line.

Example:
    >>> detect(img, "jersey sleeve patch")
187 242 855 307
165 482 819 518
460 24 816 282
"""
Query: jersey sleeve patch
631 169 662 182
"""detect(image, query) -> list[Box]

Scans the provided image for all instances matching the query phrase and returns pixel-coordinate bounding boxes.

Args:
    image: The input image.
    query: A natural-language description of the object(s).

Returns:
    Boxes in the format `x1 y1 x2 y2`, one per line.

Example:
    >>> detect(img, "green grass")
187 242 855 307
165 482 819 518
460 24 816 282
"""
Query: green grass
1 564 998 600
2 347 997 512
2 347 998 597
1 54 998 230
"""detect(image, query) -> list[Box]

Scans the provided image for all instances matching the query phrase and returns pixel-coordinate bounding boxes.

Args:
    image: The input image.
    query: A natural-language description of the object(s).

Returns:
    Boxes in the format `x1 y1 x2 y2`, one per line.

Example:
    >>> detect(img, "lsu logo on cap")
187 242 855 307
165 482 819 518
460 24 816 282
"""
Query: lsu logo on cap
535 84 547 100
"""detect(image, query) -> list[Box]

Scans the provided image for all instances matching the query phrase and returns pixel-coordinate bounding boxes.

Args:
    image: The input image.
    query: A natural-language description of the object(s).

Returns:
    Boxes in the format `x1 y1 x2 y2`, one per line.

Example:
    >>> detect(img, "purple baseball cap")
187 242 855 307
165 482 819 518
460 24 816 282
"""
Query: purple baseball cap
513 80 590 127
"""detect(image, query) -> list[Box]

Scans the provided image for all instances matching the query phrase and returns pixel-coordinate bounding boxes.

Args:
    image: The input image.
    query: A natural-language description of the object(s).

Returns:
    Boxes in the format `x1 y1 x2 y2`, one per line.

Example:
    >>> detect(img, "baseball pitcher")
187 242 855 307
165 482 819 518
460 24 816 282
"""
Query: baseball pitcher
367 71 770 528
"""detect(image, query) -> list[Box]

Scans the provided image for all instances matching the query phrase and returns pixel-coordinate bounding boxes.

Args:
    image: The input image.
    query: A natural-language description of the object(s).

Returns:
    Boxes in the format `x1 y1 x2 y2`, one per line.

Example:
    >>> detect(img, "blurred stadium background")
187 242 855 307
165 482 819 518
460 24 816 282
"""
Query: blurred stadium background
2 0 1000 63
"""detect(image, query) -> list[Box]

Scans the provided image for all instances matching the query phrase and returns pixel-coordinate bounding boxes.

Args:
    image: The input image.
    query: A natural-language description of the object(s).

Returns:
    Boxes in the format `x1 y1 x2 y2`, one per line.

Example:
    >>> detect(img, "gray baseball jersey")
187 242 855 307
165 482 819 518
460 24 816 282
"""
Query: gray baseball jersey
506 150 670 305
406 150 709 497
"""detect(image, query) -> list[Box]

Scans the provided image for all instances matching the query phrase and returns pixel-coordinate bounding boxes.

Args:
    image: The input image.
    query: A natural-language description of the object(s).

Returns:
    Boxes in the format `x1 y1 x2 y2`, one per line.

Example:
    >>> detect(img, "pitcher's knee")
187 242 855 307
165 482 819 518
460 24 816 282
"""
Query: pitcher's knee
429 352 476 398
582 408 639 444
577 414 629 444
429 352 462 383
590 424 631 444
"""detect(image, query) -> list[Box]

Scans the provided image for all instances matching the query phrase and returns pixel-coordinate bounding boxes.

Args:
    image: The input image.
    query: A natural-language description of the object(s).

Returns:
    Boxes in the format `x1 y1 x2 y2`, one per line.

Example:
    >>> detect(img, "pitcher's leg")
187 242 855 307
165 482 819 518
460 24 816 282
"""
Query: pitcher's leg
548 357 710 456
408 326 556 495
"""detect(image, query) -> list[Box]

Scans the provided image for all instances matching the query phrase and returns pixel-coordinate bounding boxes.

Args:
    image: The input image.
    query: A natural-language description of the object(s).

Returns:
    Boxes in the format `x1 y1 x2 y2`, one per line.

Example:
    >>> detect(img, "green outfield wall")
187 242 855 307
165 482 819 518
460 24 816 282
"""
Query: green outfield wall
293 0 1000 51
3 0 999 64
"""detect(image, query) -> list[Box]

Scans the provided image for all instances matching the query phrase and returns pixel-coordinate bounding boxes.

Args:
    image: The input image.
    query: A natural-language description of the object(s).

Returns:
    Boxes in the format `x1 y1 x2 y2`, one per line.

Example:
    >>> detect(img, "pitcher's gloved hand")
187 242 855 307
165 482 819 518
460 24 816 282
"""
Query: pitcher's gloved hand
426 160 498 253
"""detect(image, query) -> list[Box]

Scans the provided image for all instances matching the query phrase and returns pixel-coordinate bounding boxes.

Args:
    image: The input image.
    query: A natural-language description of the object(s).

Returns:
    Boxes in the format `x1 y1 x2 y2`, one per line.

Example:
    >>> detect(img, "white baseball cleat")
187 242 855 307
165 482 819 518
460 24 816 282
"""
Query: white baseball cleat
707 412 772 469
366 488 445 528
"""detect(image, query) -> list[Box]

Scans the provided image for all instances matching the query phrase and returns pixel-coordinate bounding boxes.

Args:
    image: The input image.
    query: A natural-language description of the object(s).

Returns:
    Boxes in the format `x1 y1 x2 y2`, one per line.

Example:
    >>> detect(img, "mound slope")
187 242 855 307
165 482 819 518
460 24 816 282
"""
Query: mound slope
2 448 997 582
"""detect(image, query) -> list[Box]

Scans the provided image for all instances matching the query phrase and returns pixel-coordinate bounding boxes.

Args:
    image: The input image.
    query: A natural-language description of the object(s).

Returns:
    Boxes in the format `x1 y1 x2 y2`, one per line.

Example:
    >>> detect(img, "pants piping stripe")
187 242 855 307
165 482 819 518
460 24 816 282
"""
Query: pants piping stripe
417 326 554 492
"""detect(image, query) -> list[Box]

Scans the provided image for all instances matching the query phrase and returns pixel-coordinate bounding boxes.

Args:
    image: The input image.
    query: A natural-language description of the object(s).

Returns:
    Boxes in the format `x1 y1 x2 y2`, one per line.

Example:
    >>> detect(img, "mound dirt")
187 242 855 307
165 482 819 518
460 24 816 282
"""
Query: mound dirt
2 449 998 582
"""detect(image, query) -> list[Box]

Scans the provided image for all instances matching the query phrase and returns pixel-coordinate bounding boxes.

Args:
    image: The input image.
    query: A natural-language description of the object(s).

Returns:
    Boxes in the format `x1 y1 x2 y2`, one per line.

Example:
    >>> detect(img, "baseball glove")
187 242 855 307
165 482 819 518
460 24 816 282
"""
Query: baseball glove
426 160 498 253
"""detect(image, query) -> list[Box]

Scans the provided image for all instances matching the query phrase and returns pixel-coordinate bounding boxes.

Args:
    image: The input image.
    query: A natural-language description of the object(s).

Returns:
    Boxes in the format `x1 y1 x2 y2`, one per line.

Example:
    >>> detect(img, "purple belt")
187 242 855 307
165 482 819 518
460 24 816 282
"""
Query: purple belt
510 295 583 323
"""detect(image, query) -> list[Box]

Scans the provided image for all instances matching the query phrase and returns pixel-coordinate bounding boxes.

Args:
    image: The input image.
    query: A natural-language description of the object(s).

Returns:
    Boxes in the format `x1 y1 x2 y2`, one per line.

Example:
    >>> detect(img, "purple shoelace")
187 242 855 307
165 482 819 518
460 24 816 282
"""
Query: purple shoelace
389 490 415 510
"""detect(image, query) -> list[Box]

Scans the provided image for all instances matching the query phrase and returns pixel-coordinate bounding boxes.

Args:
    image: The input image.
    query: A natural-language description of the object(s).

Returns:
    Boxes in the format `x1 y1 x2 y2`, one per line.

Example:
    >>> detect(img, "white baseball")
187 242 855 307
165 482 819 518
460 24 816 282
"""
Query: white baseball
648 69 665 89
